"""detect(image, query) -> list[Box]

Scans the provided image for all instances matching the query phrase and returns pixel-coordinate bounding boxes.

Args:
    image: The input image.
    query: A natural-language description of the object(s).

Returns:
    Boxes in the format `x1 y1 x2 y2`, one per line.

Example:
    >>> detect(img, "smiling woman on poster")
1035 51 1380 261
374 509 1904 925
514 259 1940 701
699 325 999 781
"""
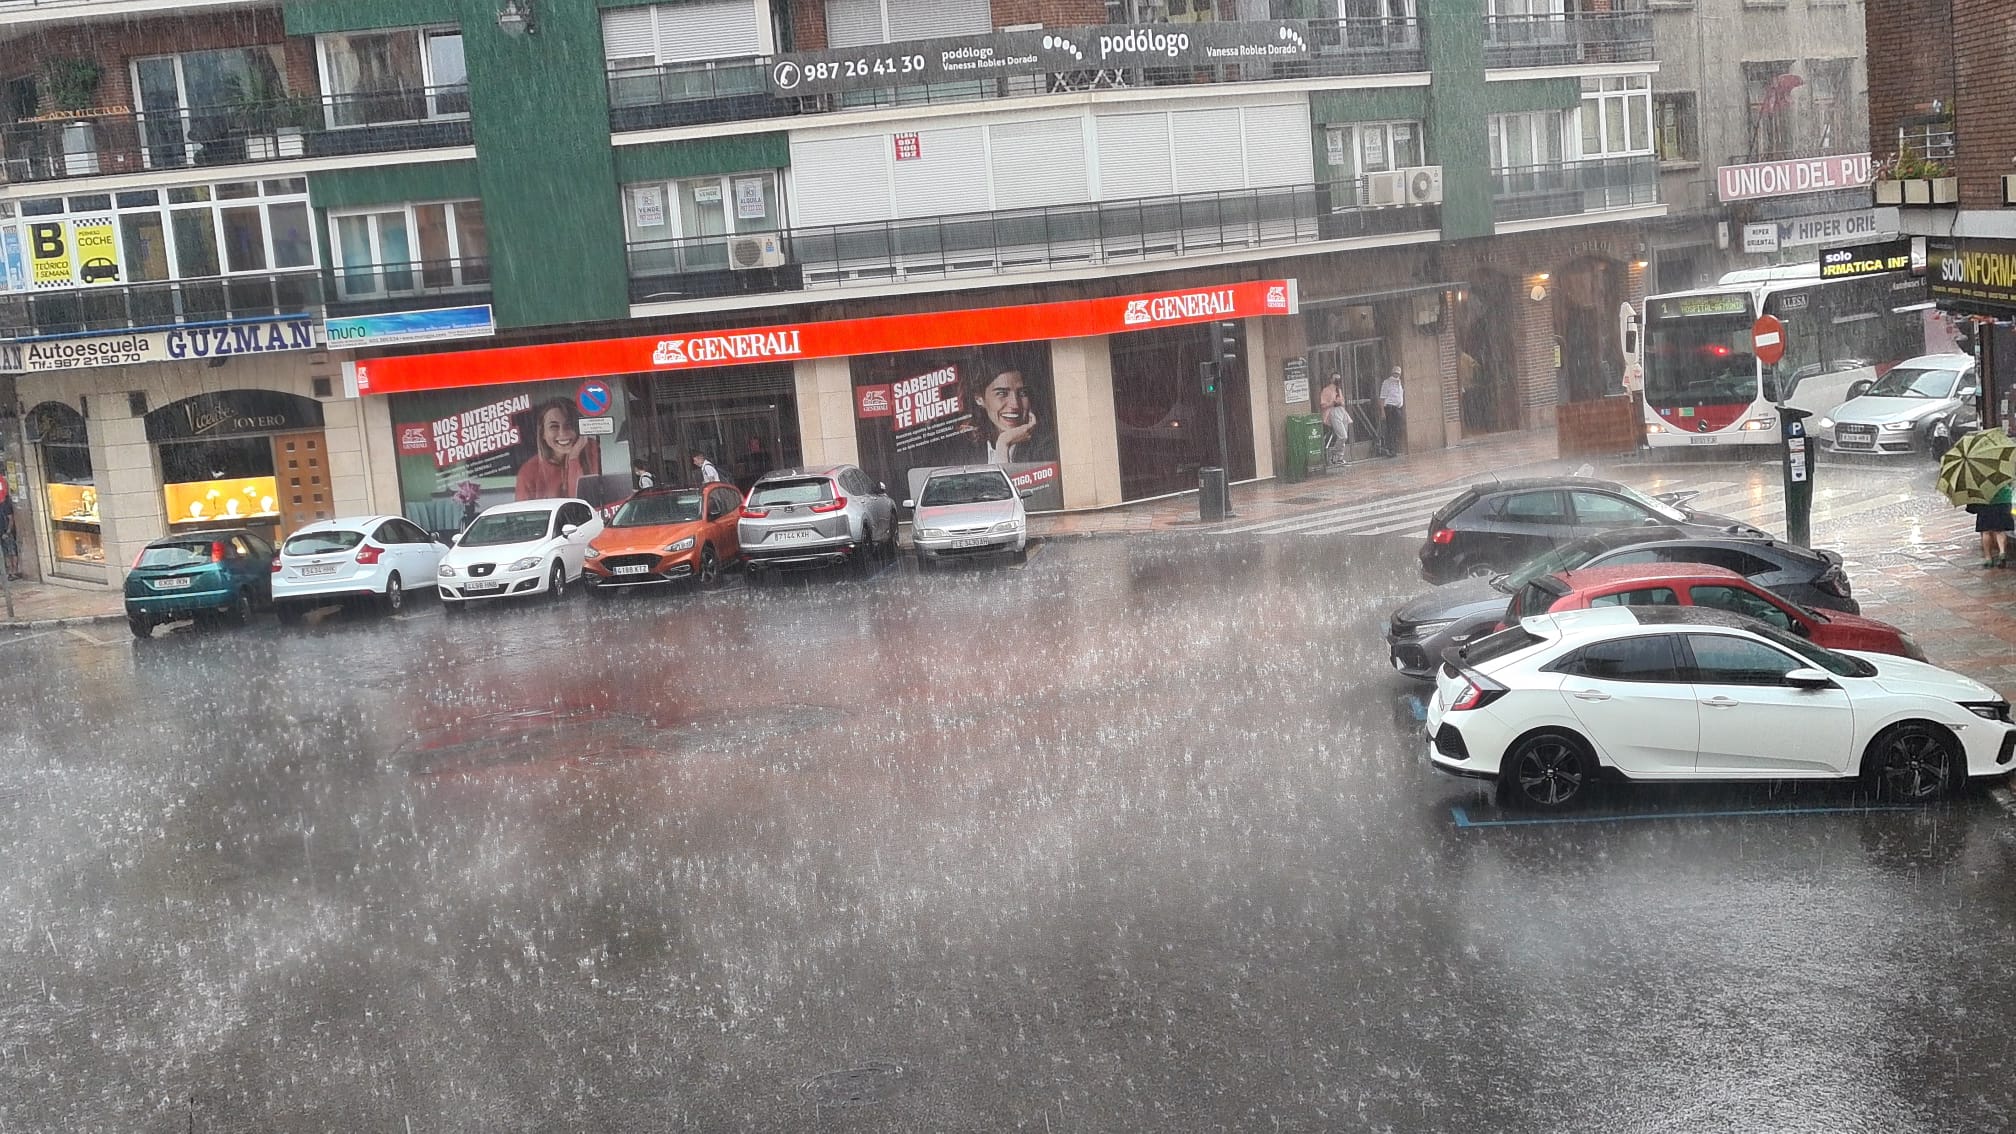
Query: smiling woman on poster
515 398 601 501
971 362 1056 465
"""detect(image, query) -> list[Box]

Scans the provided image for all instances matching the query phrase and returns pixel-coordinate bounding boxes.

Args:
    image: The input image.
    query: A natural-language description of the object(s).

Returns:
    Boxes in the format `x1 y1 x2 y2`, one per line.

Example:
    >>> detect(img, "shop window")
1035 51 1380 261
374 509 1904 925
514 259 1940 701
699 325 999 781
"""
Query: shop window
318 27 468 126
1109 323 1254 501
1579 75 1652 159
27 402 100 570
160 436 278 529
330 200 488 297
1654 92 1698 163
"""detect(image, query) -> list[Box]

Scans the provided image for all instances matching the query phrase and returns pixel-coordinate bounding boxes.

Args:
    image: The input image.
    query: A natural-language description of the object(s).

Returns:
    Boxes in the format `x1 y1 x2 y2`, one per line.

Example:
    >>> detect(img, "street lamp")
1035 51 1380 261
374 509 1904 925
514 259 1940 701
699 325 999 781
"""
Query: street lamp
497 0 535 36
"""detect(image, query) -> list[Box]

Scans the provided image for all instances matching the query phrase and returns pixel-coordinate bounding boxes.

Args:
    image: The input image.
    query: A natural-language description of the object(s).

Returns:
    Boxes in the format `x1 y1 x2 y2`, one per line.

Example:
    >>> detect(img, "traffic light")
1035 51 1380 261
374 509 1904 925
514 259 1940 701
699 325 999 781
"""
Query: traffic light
1954 316 1978 358
1200 361 1219 398
1212 320 1242 366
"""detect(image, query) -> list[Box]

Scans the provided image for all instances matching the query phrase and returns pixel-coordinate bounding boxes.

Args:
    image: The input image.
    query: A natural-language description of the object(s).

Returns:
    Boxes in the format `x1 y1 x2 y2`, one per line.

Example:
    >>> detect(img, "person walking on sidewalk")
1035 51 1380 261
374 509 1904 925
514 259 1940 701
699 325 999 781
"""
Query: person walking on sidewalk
1377 367 1406 458
1319 374 1350 463
1977 481 2012 568
691 451 724 485
0 473 19 580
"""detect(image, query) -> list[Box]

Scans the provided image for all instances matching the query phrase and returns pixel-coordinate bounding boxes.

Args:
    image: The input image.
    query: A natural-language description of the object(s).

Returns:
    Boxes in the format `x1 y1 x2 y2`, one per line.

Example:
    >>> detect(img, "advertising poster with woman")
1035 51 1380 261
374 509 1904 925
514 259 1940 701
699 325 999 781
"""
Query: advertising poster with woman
851 343 1064 511
388 380 631 537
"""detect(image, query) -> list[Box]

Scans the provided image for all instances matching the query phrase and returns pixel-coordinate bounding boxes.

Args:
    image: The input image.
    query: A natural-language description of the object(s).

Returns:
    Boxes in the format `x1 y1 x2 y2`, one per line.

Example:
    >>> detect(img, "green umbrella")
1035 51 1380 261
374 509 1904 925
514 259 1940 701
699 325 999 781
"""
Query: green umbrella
1937 426 2016 508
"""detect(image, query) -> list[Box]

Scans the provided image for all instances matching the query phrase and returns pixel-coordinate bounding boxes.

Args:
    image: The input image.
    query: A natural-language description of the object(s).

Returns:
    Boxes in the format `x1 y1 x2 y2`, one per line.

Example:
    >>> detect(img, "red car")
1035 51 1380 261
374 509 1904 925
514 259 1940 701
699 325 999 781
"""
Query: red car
1504 563 1927 660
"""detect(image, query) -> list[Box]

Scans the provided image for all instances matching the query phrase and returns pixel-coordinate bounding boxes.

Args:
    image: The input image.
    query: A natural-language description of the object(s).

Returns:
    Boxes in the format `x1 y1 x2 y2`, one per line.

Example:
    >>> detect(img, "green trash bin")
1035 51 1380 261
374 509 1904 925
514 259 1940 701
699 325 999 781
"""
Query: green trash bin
1284 413 1326 482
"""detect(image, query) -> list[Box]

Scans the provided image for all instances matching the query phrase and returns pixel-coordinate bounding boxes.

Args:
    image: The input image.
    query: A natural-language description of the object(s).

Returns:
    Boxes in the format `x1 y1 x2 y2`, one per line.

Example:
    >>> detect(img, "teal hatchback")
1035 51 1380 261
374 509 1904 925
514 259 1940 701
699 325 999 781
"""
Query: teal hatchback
124 529 276 639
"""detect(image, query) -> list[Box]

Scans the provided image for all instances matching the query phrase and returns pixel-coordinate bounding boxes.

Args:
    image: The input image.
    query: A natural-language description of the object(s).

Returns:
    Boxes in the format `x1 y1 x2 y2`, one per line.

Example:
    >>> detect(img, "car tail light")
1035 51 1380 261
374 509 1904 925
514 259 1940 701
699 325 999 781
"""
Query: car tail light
270 558 282 574
131 549 146 570
810 496 848 514
1816 571 1850 598
1430 529 1456 545
741 506 770 518
210 541 226 563
355 544 384 565
1447 680 1507 712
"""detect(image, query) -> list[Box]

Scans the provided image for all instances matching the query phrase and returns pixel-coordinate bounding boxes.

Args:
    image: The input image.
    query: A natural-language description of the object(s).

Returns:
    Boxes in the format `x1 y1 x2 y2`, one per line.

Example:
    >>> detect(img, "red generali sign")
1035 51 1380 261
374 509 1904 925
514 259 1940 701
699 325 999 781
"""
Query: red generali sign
353 279 1299 396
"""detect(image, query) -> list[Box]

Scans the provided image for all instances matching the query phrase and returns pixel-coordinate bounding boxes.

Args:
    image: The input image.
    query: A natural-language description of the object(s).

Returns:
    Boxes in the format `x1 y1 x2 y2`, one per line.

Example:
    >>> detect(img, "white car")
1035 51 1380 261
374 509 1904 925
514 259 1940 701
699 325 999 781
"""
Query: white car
904 465 1030 568
272 515 447 621
1427 606 2015 809
437 498 603 612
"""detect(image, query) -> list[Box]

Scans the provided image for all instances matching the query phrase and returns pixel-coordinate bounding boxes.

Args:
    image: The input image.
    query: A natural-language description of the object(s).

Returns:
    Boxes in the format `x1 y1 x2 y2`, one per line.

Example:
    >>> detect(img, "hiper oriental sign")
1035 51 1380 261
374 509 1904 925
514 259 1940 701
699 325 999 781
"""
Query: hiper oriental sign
352 280 1299 396
1717 154 1872 203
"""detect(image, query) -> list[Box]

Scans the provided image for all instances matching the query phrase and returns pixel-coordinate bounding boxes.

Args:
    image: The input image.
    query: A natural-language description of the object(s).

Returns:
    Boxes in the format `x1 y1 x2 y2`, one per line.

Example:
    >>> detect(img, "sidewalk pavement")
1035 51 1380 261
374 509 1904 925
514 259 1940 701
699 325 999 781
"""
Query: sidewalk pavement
0 576 126 629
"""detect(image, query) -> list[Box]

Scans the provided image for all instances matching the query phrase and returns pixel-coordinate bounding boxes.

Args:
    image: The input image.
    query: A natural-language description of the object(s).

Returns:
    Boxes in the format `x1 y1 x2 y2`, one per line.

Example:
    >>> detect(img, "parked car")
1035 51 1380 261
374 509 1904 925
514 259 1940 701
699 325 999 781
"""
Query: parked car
1502 563 1923 659
124 529 275 639
1418 476 1766 584
1427 606 2015 809
272 515 446 621
1818 353 1979 457
738 465 898 580
584 484 741 593
436 498 602 611
1386 526 1857 678
905 466 1030 569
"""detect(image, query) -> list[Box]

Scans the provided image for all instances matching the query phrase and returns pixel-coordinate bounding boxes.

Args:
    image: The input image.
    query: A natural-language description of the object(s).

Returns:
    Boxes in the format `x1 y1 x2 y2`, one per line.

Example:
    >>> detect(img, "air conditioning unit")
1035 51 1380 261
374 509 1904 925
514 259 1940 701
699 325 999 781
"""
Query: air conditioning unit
1401 165 1444 205
1365 170 1409 207
727 233 786 270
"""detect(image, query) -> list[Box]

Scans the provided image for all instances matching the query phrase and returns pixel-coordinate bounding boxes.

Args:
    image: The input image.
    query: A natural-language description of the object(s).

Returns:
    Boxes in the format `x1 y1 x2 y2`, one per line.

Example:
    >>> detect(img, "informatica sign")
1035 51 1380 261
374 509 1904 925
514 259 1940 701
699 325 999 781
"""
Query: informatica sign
1928 239 2016 311
1716 153 1872 203
324 305 496 350
767 21 1312 97
0 316 318 374
1818 238 1912 281
353 280 1299 395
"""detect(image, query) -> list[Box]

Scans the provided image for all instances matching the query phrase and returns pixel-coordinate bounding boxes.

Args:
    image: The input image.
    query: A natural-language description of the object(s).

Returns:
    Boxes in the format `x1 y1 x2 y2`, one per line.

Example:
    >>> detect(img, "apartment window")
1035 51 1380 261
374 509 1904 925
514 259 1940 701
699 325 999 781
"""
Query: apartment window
317 28 468 127
1324 120 1425 180
624 172 782 274
131 47 286 170
825 0 989 48
1653 92 1698 163
1487 0 1564 14
330 200 488 297
1743 59 1795 158
1806 58 1854 154
1488 111 1568 170
1580 75 1652 158
14 178 311 291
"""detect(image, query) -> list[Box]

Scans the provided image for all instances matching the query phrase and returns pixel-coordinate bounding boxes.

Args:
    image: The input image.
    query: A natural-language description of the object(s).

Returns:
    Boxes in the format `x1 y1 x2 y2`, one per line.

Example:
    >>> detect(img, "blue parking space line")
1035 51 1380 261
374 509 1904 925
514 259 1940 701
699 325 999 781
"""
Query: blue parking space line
1450 803 1918 829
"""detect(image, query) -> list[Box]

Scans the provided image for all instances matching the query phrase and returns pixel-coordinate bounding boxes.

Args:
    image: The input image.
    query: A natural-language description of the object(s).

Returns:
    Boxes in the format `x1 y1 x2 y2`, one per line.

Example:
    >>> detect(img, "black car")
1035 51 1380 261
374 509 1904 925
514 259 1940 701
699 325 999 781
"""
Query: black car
1417 476 1765 584
1386 526 1856 678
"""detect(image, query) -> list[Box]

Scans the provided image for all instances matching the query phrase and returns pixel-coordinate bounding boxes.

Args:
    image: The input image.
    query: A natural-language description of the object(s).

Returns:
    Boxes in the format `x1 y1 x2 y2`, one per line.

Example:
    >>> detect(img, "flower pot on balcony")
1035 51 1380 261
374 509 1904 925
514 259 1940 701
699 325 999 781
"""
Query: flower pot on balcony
1873 178 1905 206
2003 174 2016 207
1931 176 1959 205
275 127 305 158
1902 178 1933 206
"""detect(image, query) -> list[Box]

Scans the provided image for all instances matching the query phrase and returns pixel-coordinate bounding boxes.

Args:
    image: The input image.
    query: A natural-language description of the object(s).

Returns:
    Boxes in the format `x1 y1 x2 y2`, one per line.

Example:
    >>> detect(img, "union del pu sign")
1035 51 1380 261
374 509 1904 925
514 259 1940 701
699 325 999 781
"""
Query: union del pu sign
1716 154 1872 203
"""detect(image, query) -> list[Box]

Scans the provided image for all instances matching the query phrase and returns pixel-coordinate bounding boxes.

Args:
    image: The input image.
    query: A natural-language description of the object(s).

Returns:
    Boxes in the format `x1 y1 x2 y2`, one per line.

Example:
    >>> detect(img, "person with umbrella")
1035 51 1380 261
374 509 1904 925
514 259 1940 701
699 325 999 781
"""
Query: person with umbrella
1937 426 2014 567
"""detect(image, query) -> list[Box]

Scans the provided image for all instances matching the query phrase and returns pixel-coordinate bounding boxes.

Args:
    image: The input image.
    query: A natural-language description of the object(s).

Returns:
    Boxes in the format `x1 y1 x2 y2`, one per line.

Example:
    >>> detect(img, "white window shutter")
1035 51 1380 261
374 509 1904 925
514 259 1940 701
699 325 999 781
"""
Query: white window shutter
602 7 656 61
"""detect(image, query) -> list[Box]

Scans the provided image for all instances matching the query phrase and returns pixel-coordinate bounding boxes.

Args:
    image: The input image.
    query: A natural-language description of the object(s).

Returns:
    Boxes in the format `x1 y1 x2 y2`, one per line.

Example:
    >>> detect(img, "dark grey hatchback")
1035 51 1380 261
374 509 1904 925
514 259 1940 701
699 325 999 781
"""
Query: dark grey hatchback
1417 476 1766 585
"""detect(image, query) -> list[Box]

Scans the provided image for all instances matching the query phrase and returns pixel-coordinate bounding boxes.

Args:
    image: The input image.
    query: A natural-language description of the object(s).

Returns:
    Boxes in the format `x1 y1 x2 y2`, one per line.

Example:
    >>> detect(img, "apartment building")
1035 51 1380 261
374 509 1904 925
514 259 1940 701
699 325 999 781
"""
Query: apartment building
0 0 1664 587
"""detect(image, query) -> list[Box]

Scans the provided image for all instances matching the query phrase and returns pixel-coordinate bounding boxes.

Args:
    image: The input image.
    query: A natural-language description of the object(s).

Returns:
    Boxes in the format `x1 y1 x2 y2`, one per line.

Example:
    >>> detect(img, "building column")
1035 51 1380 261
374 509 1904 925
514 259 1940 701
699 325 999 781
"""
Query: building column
793 356 858 468
1050 335 1121 509
1243 316 1278 479
94 410 161 584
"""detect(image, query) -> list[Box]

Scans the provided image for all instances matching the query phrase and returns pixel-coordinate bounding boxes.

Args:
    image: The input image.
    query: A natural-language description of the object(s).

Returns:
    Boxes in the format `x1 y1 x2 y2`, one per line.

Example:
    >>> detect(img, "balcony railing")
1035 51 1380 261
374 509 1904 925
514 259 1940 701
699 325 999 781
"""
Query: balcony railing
1483 10 1653 69
1896 115 1956 162
0 86 473 185
1491 156 1658 223
609 17 1423 133
0 269 321 341
627 178 1438 303
323 258 491 317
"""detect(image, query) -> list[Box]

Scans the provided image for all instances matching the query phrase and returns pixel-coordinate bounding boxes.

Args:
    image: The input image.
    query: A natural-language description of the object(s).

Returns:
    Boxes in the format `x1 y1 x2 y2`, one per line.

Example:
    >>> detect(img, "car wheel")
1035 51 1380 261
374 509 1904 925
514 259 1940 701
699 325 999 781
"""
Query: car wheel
380 572 404 615
882 521 900 562
128 614 153 640
275 602 304 626
853 541 877 579
1864 722 1959 803
228 590 253 626
1462 560 1499 580
1499 731 1595 810
697 545 721 589
548 561 567 601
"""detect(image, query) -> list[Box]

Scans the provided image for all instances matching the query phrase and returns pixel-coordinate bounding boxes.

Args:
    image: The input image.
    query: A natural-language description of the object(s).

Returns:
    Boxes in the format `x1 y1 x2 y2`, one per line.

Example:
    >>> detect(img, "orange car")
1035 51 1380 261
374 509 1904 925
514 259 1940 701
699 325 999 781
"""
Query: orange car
583 484 741 593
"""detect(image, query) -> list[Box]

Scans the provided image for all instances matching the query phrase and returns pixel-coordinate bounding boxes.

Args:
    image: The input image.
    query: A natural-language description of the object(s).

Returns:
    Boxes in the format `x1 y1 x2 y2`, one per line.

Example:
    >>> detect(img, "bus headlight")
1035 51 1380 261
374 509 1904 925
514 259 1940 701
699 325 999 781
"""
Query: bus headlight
1741 416 1778 431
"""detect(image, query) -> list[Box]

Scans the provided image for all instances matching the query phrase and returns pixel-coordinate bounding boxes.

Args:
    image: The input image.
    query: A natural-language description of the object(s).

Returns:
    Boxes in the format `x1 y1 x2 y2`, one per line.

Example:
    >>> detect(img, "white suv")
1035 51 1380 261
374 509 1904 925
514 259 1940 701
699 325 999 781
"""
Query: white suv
273 515 447 621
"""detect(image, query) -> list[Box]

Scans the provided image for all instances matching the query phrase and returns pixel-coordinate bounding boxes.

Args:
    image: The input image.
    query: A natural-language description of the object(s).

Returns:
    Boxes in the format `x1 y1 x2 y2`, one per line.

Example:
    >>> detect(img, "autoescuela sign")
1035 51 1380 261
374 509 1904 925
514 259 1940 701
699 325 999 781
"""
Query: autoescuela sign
2 316 318 373
767 21 1312 97
352 280 1300 396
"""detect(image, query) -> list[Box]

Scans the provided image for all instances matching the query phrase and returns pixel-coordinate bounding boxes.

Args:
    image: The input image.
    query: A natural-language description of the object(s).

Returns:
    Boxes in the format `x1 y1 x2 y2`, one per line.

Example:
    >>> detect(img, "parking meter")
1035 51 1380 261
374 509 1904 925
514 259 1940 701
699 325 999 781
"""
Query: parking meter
1781 406 1813 548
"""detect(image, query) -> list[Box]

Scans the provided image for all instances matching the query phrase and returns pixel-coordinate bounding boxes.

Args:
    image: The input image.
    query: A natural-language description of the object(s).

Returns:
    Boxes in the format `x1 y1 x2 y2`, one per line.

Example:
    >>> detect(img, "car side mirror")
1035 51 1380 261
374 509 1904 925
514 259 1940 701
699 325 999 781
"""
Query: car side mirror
1846 379 1874 401
1960 386 1980 399
877 482 888 495
1018 489 1036 499
901 499 916 510
561 524 580 538
449 533 462 546
1783 667 1834 690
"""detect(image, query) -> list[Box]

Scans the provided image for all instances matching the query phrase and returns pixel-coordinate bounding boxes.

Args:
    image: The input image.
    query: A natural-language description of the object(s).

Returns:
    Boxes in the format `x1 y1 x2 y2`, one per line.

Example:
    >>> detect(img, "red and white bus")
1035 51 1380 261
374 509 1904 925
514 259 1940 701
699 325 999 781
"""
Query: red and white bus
1639 265 1943 448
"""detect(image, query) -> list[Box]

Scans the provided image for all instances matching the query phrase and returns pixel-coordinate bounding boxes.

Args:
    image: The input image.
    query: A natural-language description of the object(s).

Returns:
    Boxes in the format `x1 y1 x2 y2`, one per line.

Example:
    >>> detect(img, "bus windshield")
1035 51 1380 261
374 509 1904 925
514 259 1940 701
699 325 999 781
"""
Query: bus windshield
1644 313 1758 409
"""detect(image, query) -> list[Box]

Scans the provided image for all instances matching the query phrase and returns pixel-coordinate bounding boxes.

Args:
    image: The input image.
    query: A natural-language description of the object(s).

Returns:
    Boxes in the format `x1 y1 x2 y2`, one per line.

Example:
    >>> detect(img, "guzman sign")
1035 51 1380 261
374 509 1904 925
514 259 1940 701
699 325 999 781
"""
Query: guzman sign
5 317 318 373
768 21 1311 97
1717 154 1872 203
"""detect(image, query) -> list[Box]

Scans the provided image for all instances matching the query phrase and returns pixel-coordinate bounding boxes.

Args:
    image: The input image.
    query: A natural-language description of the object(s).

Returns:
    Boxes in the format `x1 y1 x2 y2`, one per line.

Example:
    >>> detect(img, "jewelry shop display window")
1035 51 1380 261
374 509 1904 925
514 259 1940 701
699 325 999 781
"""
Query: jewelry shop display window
27 402 102 570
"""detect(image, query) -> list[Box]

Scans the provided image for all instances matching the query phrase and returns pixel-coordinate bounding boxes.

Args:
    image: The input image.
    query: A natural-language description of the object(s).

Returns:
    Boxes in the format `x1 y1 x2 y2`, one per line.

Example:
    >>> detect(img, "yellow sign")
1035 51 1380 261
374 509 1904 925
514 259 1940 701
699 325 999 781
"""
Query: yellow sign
27 221 72 288
70 216 119 286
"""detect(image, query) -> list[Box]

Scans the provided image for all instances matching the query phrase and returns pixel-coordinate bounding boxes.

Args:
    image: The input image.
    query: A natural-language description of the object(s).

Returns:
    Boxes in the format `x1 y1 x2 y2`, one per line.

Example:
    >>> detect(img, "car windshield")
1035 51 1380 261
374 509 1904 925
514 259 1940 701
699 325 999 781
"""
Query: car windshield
612 492 702 527
1746 622 1874 678
136 542 215 568
1501 537 1612 592
283 530 364 556
749 479 833 507
1864 366 1959 400
462 511 552 546
921 472 1014 506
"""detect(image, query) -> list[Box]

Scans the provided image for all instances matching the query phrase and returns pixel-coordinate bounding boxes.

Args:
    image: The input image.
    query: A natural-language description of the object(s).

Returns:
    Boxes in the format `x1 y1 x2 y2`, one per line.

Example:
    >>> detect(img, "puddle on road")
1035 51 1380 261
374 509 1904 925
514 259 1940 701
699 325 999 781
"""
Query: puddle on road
398 704 837 776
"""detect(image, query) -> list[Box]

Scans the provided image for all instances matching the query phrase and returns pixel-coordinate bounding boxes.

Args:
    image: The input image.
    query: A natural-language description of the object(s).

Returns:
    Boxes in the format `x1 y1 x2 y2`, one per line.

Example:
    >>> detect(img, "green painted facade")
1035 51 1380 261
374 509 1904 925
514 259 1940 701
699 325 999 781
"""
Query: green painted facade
309 160 481 210
612 135 793 185
285 0 629 330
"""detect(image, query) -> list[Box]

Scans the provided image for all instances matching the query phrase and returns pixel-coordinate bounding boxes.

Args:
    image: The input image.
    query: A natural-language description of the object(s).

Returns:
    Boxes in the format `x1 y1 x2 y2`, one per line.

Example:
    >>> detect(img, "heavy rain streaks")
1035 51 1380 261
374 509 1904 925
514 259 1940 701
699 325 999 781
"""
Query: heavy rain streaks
1 537 2014 1131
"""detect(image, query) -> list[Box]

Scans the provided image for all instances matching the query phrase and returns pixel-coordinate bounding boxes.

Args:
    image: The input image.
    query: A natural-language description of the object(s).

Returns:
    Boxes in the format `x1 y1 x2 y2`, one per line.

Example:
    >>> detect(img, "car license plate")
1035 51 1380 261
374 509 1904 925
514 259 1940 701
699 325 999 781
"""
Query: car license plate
612 564 650 575
299 564 338 577
1687 435 1717 445
768 529 816 543
152 577 192 590
464 580 503 592
952 537 989 548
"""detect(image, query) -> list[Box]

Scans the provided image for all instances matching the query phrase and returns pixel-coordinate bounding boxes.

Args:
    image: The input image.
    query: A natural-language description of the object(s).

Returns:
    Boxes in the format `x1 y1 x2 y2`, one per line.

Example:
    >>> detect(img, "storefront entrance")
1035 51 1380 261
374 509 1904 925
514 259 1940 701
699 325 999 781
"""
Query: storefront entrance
625 364 798 493
1110 323 1255 501
1555 256 1627 404
1458 272 1521 435
147 390 329 543
26 401 100 579
1307 336 1388 458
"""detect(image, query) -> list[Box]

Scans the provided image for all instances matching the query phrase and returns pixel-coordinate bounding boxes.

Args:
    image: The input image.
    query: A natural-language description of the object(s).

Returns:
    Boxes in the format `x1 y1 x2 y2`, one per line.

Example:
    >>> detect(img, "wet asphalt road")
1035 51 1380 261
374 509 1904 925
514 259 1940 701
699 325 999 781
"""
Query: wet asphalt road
4 533 2016 1132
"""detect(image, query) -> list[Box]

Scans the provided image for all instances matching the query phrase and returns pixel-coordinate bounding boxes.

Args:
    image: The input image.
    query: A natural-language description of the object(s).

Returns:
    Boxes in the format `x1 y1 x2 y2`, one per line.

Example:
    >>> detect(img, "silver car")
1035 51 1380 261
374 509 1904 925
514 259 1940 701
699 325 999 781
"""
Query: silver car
737 464 898 579
1819 353 1980 457
905 466 1030 569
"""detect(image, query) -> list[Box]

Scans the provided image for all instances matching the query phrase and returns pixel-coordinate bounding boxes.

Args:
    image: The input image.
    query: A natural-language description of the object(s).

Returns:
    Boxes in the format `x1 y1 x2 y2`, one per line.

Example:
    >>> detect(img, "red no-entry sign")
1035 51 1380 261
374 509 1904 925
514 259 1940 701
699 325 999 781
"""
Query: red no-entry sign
1752 315 1786 366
